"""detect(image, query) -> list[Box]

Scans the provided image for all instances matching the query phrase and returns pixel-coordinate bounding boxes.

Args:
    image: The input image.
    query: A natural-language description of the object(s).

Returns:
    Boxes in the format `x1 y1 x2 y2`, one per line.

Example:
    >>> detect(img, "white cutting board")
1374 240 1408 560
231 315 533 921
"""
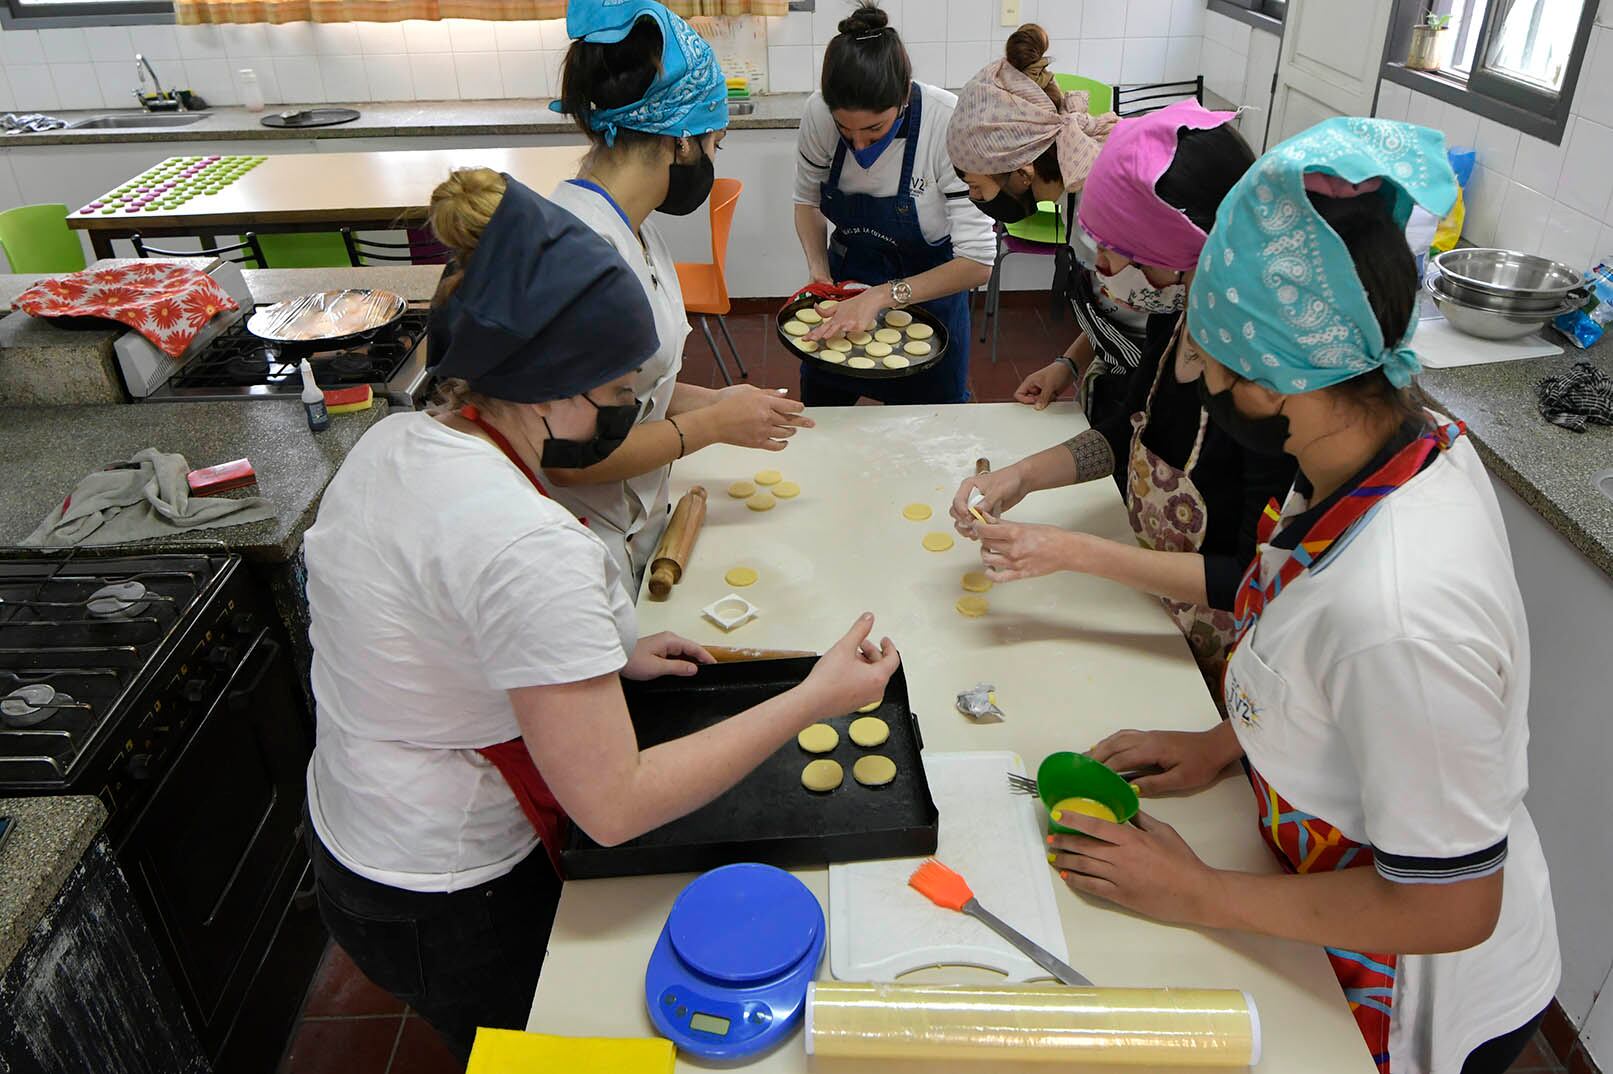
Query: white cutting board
828 750 1072 983
1415 313 1564 368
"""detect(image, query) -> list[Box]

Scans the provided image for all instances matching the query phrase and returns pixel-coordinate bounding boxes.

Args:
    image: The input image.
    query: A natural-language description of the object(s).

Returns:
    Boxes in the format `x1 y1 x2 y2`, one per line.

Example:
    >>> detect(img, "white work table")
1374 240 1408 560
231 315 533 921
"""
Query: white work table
526 402 1373 1073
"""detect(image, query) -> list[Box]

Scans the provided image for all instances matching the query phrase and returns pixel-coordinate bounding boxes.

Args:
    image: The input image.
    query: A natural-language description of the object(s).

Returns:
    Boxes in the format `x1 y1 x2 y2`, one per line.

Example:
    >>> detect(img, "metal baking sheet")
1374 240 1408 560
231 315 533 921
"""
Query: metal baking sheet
775 296 950 379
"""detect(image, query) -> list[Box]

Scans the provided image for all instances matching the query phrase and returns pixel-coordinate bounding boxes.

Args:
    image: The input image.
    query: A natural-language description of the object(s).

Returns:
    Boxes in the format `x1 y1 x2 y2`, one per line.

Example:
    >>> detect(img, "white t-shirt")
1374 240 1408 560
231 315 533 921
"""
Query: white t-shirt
544 179 690 587
304 412 637 893
1225 434 1560 1074
793 83 996 267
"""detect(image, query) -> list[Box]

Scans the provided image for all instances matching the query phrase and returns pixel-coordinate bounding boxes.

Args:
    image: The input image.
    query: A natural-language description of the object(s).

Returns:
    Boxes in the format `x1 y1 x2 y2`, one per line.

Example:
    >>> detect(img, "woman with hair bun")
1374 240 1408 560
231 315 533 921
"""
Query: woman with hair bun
791 0 995 405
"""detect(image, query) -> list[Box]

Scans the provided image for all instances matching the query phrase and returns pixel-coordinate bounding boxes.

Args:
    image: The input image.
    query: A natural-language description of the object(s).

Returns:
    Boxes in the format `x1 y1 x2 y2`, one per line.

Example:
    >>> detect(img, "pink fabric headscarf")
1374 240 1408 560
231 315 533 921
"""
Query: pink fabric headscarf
1076 99 1240 272
946 57 1119 192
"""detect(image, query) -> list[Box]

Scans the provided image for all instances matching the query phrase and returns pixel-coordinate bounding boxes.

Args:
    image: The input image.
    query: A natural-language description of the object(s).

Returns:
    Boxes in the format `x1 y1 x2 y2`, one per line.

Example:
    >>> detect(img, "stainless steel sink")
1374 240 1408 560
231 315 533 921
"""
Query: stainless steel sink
1596 469 1613 504
68 112 206 130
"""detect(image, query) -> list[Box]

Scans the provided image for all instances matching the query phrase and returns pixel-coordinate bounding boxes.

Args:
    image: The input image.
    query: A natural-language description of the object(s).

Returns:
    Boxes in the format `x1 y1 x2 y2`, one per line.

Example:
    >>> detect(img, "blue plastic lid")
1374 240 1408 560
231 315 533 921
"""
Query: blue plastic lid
668 863 821 985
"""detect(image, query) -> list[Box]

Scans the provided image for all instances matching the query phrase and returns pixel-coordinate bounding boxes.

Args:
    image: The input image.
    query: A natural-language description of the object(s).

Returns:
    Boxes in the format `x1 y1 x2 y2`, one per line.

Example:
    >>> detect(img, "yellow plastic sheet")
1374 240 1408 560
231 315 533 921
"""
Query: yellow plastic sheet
807 983 1260 1068
465 1027 675 1074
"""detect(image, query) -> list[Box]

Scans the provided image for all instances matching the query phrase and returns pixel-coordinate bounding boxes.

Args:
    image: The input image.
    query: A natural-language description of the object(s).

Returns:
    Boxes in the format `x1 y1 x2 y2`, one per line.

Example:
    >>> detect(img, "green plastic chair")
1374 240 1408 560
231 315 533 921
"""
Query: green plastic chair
250 232 353 268
0 204 88 273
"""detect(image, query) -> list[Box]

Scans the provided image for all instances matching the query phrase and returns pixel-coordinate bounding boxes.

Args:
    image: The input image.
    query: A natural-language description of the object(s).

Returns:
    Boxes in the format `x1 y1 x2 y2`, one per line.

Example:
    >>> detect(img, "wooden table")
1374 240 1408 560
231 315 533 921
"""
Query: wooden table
525 402 1376 1073
65 145 589 259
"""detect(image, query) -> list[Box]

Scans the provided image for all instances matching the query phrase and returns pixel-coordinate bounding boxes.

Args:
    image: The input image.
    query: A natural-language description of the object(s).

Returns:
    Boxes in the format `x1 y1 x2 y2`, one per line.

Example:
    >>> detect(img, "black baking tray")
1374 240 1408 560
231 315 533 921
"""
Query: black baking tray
560 658 937 879
775 293 950 380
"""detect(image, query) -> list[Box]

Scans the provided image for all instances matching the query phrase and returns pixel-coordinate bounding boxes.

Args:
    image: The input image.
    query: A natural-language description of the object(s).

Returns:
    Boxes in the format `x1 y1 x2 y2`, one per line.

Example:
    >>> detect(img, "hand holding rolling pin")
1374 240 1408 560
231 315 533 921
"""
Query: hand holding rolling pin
950 458 1027 537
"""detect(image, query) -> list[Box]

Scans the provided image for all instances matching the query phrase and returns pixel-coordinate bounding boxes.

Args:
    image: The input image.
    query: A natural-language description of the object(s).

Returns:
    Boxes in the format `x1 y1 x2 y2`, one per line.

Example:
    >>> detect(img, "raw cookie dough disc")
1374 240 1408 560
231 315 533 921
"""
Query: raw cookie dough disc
819 349 848 365
815 300 839 315
922 531 955 552
882 355 911 369
955 595 990 617
773 481 800 498
747 492 777 512
797 723 839 753
874 328 903 345
796 308 823 324
802 758 844 792
847 331 873 346
905 322 935 340
825 338 854 353
853 755 897 787
904 341 933 357
784 319 809 337
856 700 882 714
849 716 890 747
884 310 913 327
725 566 759 587
728 480 757 498
865 341 893 358
754 469 783 485
902 503 932 521
793 338 820 353
961 570 993 592
847 356 877 369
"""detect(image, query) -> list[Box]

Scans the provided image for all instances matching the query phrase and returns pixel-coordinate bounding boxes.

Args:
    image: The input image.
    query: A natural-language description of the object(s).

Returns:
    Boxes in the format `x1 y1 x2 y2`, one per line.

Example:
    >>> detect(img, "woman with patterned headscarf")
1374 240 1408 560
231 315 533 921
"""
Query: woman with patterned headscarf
1044 118 1559 1074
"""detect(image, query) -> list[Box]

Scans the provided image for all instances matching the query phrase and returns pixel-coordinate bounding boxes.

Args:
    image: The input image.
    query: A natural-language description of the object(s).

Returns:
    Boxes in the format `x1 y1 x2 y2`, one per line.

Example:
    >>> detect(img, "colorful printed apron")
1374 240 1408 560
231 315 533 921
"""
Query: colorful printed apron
1228 419 1466 1074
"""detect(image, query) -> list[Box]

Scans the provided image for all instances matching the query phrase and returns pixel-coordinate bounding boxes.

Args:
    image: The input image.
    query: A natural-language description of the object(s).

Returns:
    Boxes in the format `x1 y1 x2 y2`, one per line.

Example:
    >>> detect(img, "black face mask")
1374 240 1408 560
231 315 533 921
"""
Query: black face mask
1197 376 1292 456
657 141 715 217
541 393 640 469
972 183 1037 225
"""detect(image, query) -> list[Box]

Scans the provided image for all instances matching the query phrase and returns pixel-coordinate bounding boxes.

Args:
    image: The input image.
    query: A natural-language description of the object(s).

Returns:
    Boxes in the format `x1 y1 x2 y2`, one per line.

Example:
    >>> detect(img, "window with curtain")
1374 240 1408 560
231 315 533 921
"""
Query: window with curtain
170 0 787 22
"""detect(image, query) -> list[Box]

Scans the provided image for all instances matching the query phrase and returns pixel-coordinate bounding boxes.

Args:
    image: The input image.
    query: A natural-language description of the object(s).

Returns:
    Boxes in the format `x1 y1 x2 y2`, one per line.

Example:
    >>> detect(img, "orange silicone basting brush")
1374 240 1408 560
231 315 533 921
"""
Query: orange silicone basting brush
908 859 1092 986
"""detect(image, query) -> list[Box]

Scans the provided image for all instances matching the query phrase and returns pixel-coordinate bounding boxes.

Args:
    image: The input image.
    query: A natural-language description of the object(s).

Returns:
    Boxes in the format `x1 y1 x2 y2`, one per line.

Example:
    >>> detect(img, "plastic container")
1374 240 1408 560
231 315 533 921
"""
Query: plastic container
298 358 329 431
1036 752 1139 835
239 69 265 113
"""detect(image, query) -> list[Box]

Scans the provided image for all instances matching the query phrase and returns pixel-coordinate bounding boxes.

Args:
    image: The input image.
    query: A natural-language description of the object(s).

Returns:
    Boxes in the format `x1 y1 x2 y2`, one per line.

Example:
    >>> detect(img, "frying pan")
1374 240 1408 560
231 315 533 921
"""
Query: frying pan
246 288 407 349
775 284 949 380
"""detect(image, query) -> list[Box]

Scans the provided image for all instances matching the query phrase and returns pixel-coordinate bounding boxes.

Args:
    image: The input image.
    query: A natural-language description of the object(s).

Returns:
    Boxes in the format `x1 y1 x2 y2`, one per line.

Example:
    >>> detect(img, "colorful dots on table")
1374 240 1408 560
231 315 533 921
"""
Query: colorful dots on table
84 154 264 214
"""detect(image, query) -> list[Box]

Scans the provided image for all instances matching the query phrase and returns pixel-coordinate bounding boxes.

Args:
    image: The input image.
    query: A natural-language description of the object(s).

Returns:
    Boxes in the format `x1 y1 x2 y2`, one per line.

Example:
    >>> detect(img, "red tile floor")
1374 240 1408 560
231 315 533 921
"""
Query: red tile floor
277 296 1571 1074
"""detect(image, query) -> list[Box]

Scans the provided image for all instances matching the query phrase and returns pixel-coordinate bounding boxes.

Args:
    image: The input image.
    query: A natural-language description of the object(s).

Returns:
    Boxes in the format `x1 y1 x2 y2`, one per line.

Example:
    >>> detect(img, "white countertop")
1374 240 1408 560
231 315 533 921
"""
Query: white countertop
526 402 1373 1073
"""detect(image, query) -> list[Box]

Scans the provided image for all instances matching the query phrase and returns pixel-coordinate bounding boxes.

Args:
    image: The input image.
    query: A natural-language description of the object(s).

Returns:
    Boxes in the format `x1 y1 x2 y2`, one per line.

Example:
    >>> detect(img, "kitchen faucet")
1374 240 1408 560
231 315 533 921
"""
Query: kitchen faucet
134 54 184 111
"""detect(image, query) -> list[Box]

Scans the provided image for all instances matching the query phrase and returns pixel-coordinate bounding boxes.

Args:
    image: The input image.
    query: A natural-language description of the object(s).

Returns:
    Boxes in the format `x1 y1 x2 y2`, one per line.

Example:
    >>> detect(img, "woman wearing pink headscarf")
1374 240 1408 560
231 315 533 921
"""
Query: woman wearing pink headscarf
949 99 1296 691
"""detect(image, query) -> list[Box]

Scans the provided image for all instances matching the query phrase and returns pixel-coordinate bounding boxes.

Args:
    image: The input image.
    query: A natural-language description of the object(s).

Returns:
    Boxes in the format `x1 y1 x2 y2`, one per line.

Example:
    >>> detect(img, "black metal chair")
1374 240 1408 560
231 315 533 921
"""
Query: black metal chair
131 231 266 266
340 228 450 267
1113 77 1205 116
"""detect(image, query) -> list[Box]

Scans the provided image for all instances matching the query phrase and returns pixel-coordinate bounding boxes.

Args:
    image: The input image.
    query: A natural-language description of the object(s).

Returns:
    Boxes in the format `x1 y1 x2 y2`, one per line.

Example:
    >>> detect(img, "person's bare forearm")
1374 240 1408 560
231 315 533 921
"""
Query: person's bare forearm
794 204 832 282
669 382 719 415
1009 443 1082 495
1069 537 1210 606
545 412 720 485
899 257 993 304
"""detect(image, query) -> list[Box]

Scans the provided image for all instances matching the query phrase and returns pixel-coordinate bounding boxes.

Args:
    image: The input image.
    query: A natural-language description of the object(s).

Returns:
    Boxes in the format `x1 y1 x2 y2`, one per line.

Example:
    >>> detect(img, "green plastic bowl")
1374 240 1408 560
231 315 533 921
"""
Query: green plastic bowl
1036 751 1139 834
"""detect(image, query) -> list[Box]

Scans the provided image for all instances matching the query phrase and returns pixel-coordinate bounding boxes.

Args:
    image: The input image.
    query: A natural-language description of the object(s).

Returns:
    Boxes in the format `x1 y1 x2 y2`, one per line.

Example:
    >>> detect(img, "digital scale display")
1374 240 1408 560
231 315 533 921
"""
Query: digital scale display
689 1013 730 1036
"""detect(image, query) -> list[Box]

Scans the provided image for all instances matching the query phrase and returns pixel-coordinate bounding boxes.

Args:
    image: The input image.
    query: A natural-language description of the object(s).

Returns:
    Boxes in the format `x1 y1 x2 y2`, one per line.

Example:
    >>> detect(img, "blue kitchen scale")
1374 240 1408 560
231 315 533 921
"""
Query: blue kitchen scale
644 863 825 1062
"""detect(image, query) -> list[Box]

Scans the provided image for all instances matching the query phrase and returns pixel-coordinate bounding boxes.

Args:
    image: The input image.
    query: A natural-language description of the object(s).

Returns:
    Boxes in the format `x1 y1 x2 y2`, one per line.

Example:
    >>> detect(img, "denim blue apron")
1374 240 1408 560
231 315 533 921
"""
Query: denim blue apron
802 82 973 405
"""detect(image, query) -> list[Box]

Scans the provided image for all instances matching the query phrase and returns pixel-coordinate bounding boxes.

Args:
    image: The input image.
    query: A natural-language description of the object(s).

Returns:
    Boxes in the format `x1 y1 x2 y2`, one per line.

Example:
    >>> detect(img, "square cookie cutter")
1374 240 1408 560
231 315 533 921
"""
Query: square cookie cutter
703 593 758 632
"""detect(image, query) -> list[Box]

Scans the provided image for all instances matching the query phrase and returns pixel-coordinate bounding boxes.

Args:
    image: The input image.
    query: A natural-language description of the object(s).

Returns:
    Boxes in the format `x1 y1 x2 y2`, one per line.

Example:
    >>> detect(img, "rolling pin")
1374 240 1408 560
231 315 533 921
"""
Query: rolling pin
705 646 817 662
647 486 707 601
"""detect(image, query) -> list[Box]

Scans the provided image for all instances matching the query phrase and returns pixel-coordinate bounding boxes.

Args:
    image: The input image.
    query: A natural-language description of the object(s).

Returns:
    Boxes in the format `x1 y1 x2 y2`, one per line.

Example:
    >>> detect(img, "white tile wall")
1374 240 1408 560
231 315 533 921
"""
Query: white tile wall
1200 9 1279 152
1379 22 1613 266
0 1 1209 110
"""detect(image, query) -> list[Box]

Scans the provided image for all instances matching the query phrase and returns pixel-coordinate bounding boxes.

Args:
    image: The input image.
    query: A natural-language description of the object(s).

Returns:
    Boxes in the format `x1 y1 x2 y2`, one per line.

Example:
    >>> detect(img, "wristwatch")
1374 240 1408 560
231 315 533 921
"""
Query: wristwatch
889 278 913 307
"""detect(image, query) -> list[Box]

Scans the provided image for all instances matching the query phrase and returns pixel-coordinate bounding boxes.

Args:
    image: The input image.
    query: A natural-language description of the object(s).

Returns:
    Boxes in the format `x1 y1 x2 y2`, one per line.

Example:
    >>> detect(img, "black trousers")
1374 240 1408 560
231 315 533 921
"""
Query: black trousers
1461 1007 1549 1074
306 823 561 1062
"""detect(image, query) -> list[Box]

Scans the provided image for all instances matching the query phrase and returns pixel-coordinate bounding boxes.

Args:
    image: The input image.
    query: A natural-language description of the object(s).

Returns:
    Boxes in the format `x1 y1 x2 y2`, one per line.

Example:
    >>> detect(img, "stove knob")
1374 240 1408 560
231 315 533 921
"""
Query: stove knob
182 679 209 705
125 754 154 781
230 612 255 636
206 647 236 669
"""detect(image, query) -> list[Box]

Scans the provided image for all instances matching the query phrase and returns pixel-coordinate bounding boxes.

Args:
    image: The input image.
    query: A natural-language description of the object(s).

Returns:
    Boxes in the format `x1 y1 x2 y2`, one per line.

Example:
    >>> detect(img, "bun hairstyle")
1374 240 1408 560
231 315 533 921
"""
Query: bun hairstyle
428 166 506 308
1153 124 1256 233
821 1 913 112
1005 23 1061 108
559 16 665 150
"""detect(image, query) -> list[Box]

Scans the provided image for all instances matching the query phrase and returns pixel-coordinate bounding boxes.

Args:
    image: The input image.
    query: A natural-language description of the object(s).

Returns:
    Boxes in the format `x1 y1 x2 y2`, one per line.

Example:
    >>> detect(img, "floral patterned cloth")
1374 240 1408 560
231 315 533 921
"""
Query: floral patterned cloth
12 262 238 358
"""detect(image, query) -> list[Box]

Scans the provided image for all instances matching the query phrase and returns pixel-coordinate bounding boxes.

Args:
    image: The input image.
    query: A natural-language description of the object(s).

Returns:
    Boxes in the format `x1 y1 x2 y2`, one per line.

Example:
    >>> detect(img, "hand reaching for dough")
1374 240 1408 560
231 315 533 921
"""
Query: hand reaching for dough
623 632 716 681
805 287 884 342
975 520 1080 582
704 385 814 451
950 468 1027 536
1015 360 1075 410
799 613 900 718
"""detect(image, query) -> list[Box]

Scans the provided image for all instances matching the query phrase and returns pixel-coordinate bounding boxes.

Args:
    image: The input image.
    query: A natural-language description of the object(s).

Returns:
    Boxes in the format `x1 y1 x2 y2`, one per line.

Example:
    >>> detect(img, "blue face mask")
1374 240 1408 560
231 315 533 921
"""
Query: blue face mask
846 110 905 169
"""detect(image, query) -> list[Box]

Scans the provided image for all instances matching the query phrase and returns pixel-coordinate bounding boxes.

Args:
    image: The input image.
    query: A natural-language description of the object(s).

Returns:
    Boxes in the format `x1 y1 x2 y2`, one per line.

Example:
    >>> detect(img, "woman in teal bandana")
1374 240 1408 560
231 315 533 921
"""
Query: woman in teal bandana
1046 119 1559 1074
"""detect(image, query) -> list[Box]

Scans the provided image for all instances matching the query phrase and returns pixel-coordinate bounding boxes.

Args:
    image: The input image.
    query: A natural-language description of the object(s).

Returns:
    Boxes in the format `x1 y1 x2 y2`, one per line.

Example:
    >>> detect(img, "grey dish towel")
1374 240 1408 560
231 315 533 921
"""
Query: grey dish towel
0 112 68 134
23 448 274 547
1536 361 1613 432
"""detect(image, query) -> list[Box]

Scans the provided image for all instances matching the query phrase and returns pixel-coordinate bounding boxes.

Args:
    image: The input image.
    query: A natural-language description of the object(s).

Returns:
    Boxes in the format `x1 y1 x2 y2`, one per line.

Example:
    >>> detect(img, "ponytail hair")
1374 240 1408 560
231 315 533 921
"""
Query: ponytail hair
821 1 912 112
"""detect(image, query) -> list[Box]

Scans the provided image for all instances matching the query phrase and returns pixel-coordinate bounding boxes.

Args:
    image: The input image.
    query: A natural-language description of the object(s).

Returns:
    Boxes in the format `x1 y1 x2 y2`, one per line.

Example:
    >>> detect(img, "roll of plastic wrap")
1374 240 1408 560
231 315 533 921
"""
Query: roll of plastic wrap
805 982 1260 1068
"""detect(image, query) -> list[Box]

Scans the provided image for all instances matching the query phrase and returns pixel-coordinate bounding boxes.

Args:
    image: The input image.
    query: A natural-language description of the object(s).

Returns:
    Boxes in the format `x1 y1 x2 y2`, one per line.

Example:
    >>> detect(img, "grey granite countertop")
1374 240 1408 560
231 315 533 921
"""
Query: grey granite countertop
1419 332 1613 578
0 95 810 147
0 399 388 562
0 796 105 977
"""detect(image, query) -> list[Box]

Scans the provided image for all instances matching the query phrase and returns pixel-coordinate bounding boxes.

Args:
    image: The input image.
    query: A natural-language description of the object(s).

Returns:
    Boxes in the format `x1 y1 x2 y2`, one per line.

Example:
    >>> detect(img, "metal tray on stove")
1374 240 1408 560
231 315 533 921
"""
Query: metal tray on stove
561 658 937 879
775 294 949 380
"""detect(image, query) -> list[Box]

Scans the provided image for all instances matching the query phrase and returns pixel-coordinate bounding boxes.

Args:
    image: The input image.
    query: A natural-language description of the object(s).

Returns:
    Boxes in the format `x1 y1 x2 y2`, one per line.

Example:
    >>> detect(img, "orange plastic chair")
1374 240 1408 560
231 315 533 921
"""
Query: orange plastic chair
674 176 749 385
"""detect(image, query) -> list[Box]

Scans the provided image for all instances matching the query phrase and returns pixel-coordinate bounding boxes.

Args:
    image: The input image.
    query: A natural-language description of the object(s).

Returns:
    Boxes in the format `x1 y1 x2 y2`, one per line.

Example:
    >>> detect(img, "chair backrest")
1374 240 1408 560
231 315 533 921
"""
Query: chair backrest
341 228 450 267
132 231 265 267
706 177 743 303
254 232 351 269
1113 78 1204 117
0 204 87 274
1053 73 1114 117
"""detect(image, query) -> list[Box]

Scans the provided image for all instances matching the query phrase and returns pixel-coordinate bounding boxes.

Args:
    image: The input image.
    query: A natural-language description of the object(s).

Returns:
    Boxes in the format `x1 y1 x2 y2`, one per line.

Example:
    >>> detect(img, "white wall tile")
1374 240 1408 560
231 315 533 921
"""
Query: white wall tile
1125 0 1174 40
272 57 324 103
1541 201 1601 268
1440 102 1480 148
446 19 498 53
95 61 136 109
538 18 571 51
128 25 181 61
1407 88 1442 129
543 48 567 96
1376 80 1411 121
184 59 238 106
767 12 814 48
813 1 846 44
495 20 545 52
946 39 990 88
85 27 134 64
1084 1 1129 40
900 1 947 42
497 51 548 98
318 56 369 102
52 64 101 110
0 30 46 66
221 23 271 59
1039 0 1084 39
908 41 948 87
234 59 280 103
1165 35 1201 81
1245 25 1279 102
176 24 226 61
356 21 407 55
1462 164 1505 246
39 28 87 64
0 72 15 111
453 51 503 100
311 22 361 58
1557 116 1613 217
1048 37 1082 73
811 44 827 86
1078 37 1124 86
404 19 454 54
946 0 994 43
768 44 813 93
266 21 315 57
1200 38 1240 102
1203 9 1250 54
1513 126 1571 198
410 53 460 99
1170 0 1206 37
1572 27 1613 128
1495 181 1551 253
5 64 58 110
1474 115 1519 176
364 54 414 101
1121 37 1168 83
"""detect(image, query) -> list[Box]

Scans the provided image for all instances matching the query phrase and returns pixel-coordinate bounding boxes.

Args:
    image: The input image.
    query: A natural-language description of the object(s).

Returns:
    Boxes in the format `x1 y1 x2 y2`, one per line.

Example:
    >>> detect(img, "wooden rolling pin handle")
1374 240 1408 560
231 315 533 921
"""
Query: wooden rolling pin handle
646 485 708 602
975 457 991 476
647 566 676 601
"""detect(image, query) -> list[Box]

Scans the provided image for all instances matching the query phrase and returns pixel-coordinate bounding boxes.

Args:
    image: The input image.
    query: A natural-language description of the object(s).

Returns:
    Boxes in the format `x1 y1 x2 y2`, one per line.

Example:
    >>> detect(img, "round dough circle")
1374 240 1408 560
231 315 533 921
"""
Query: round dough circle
847 331 873 346
773 481 801 499
796 308 823 324
922 531 955 552
754 469 783 486
1051 796 1118 823
961 570 993 592
882 355 911 369
884 310 913 327
802 759 844 792
853 755 897 787
793 338 820 353
819 349 848 365
725 566 759 587
865 341 893 358
825 338 854 353
904 341 933 357
902 503 932 521
905 322 935 340
955 595 990 617
874 328 903 345
847 356 877 369
727 480 756 498
856 700 882 714
784 319 809 337
849 716 890 748
747 492 777 512
815 300 839 315
797 723 839 753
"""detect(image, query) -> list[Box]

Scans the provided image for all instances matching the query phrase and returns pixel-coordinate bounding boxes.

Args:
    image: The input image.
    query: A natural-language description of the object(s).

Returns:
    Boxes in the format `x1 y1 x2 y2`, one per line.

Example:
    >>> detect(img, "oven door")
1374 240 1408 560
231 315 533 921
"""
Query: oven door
121 627 312 1055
